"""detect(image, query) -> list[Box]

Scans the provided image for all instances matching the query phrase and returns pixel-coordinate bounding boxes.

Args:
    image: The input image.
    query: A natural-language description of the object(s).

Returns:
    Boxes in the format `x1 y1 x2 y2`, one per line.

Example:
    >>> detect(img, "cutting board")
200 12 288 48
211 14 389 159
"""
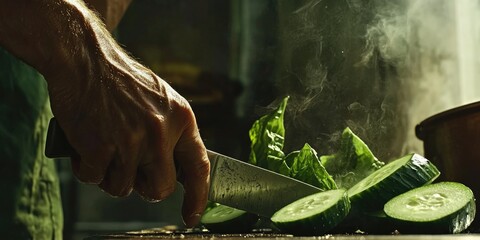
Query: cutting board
84 228 480 240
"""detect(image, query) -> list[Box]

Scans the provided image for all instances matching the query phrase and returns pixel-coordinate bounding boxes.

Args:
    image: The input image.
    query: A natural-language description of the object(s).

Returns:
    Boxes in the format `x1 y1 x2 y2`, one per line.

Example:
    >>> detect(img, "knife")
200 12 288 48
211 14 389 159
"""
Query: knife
45 118 321 217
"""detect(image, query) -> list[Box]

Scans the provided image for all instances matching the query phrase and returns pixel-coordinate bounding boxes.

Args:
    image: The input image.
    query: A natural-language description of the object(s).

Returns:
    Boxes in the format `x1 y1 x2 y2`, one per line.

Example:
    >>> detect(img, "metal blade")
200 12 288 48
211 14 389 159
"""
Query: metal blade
207 150 321 217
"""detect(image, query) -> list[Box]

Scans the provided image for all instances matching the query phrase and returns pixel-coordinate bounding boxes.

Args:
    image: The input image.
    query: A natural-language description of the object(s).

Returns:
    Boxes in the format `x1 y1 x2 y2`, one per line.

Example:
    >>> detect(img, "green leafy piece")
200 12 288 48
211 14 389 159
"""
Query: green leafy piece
288 143 337 191
249 96 290 175
320 127 384 189
284 150 300 168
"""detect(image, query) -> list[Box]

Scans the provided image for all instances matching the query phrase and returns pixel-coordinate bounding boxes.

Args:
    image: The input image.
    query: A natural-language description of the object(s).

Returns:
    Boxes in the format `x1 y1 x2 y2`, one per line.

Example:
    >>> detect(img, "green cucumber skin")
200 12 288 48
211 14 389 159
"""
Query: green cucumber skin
201 206 259 233
273 191 351 235
389 198 475 234
349 154 440 212
202 212 259 233
385 182 476 234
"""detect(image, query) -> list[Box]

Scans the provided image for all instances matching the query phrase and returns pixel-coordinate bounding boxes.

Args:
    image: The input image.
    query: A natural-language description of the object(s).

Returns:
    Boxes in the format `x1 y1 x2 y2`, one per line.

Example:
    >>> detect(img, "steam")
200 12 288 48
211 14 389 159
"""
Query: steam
277 0 477 161
360 1 408 67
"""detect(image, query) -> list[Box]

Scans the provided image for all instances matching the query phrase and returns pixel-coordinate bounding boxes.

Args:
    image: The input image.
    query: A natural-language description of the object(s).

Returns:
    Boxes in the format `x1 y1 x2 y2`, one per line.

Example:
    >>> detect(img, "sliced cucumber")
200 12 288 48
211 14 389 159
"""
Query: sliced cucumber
200 204 259 233
347 153 440 211
271 188 350 235
384 182 476 233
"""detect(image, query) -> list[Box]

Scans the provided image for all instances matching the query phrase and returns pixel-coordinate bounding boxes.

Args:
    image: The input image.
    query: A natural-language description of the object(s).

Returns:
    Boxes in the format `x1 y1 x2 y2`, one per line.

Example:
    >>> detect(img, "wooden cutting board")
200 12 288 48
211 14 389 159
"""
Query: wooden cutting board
84 225 480 240
86 232 480 240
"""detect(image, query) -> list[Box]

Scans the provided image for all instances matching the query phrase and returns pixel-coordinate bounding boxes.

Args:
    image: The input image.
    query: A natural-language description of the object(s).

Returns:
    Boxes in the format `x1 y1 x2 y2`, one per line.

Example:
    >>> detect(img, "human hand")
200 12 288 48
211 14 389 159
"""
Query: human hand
44 0 210 226
0 0 210 226
48 54 210 226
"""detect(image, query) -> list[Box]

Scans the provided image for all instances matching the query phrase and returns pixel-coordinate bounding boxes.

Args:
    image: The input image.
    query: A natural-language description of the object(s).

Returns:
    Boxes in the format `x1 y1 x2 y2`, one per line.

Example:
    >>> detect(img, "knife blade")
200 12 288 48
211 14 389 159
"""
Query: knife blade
207 150 321 217
45 118 322 217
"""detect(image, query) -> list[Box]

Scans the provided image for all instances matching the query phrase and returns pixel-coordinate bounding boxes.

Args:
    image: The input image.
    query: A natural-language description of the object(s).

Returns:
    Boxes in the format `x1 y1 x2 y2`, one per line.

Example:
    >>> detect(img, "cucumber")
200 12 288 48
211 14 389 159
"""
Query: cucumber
271 188 350 235
384 182 476 233
347 153 440 211
200 204 259 233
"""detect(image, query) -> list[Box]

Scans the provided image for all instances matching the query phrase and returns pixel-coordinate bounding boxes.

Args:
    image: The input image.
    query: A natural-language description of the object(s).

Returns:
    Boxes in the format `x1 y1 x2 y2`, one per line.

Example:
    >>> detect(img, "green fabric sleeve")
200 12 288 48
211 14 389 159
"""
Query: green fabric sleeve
0 48 63 239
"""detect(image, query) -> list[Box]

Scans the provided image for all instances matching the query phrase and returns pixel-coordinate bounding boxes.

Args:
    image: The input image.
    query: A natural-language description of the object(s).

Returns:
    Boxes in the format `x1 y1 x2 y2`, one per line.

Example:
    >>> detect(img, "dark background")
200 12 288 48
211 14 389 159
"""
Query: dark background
59 0 459 239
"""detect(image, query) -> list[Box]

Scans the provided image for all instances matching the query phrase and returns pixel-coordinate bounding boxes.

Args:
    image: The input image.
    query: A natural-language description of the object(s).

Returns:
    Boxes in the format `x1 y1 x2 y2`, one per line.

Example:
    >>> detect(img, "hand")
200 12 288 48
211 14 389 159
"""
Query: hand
49 51 210 226
0 0 210 227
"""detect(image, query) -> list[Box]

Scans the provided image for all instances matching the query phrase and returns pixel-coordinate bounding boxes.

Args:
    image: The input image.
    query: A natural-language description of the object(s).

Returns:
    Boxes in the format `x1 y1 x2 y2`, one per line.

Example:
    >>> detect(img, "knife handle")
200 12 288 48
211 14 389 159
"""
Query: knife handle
45 118 188 169
45 118 191 167
45 118 77 158
46 118 199 184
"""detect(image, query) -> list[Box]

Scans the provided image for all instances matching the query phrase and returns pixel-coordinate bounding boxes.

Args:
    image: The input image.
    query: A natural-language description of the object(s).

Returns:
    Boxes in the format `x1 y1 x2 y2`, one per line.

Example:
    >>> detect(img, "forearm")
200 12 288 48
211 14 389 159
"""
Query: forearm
84 0 132 31
0 1 209 226
0 0 58 75
0 0 129 86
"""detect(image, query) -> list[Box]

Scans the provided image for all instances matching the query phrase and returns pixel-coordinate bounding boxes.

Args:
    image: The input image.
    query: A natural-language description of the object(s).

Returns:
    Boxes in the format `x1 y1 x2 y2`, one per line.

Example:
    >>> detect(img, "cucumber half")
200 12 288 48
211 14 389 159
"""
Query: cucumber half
200 204 259 233
347 153 440 211
384 182 476 234
271 188 350 235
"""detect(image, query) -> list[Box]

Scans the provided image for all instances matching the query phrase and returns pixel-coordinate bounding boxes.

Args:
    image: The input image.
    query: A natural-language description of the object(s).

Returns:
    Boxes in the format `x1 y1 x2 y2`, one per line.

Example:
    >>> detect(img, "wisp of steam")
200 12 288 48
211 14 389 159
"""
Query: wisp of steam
274 0 480 161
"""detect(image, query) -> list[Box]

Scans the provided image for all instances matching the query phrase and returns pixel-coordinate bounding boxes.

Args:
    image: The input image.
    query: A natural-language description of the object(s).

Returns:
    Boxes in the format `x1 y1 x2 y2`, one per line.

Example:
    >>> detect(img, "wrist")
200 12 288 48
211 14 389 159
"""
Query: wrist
41 1 104 84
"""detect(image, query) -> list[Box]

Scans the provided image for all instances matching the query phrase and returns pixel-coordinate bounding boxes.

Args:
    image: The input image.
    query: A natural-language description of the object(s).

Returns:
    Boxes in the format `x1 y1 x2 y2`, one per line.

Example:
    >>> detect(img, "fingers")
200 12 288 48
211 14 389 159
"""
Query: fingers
175 125 210 227
71 132 141 197
134 157 178 202
98 131 144 197
71 145 114 184
65 94 209 227
134 120 178 202
98 153 137 197
66 120 115 185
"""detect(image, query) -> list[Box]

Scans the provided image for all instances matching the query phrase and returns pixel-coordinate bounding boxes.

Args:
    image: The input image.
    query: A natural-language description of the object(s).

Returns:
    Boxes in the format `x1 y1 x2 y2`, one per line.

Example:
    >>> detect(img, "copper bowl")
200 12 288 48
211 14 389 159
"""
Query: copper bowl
416 101 480 228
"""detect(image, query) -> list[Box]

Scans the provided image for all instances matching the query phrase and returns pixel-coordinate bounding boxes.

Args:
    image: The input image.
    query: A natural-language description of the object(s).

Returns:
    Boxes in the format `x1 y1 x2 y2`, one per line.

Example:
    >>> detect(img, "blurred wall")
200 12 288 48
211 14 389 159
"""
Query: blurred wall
67 0 480 238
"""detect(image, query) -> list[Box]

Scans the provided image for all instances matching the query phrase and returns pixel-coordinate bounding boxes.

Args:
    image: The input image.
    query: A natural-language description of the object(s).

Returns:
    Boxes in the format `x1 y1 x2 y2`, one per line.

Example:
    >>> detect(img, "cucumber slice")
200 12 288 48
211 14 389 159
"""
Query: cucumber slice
384 182 476 233
200 204 259 233
348 153 440 211
271 189 350 235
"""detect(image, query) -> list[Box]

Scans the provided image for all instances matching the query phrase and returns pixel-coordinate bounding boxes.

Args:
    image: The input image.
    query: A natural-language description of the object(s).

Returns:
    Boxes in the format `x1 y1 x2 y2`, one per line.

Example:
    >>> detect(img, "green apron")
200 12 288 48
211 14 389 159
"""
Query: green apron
0 48 63 239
